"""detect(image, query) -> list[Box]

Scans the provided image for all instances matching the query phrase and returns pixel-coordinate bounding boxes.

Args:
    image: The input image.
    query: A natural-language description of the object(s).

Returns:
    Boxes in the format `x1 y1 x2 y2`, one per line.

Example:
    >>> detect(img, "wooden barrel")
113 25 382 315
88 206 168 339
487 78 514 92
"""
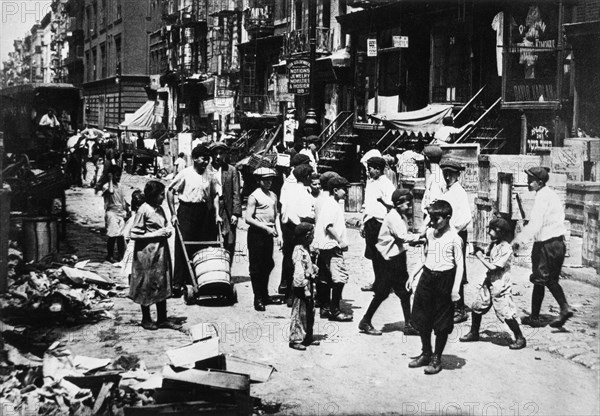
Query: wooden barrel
346 182 364 213
22 217 59 262
192 247 231 288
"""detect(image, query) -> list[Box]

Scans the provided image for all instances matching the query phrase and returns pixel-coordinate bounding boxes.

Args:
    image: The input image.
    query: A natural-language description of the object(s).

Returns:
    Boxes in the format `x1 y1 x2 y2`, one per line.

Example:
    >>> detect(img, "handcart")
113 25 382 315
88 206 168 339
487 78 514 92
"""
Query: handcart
175 222 237 305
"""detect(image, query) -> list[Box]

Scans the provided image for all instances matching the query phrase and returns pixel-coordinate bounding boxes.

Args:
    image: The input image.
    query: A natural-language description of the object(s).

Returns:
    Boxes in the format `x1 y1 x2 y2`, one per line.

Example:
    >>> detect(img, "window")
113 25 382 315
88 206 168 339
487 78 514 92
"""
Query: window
116 0 122 21
100 43 106 78
92 47 97 80
322 0 330 28
92 2 98 35
430 25 470 103
114 36 122 74
295 0 302 30
504 3 561 103
85 51 90 81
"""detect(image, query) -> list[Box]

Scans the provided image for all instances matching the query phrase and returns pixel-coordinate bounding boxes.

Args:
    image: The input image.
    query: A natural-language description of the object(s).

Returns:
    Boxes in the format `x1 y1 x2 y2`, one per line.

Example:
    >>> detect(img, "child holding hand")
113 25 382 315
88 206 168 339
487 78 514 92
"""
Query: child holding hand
460 217 526 350
129 180 180 331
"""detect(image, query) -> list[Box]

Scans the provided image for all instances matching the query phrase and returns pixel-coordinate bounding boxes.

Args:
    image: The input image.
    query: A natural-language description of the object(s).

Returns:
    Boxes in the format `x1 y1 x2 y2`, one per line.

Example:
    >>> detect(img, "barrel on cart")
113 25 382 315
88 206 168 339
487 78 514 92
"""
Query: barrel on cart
176 223 237 305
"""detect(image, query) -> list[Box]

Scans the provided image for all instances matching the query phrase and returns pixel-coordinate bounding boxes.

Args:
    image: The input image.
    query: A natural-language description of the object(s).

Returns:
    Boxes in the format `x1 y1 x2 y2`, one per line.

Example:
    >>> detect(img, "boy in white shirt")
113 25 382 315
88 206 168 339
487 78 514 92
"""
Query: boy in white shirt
313 176 353 322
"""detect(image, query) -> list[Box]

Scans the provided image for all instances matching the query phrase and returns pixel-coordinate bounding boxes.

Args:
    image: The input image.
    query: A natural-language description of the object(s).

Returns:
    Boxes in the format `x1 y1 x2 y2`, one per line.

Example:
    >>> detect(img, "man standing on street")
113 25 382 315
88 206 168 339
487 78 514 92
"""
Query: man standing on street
440 160 472 323
167 144 222 296
513 167 573 328
208 142 242 263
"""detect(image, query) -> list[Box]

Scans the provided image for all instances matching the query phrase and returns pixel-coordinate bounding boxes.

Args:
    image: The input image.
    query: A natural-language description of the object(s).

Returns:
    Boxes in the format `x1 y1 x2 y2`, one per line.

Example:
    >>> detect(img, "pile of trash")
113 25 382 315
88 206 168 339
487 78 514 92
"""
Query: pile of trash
1 248 118 326
1 324 276 415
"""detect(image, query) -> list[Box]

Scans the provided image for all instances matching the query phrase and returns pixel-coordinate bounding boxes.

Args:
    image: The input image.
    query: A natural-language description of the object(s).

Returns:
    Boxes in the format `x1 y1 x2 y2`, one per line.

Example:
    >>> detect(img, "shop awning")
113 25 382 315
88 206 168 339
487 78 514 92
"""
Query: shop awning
369 104 453 135
119 100 161 132
316 48 350 67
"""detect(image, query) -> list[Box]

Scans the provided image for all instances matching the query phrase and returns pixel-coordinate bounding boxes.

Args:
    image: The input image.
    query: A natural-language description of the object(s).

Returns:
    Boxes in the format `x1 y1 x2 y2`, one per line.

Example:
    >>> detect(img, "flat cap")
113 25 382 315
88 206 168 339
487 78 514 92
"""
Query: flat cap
440 159 464 172
366 156 387 171
253 167 276 177
524 166 550 184
293 164 314 180
290 153 311 167
423 145 443 159
209 141 229 152
392 188 413 204
327 176 350 192
320 171 342 188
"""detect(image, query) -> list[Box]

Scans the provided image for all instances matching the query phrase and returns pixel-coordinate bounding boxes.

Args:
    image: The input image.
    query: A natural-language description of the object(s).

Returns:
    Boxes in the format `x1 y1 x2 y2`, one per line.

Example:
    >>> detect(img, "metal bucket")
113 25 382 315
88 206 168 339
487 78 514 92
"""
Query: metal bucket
22 216 59 262
192 247 231 290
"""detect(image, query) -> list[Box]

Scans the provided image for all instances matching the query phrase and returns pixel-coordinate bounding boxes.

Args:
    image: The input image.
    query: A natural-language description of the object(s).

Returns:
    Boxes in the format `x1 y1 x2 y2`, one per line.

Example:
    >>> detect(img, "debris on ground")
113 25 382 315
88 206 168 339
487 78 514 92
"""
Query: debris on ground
0 248 117 326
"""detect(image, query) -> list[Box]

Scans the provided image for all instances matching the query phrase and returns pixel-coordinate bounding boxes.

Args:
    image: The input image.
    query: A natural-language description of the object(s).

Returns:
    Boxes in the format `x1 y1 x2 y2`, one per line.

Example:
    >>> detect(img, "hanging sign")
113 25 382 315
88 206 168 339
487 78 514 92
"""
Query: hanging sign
288 59 311 95
393 36 409 48
367 38 378 57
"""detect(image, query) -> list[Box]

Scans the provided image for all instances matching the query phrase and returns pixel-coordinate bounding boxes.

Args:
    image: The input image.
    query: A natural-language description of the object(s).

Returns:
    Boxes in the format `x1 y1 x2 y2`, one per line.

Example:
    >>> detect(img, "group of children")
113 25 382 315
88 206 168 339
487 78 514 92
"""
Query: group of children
100 155 527 365
253 163 527 372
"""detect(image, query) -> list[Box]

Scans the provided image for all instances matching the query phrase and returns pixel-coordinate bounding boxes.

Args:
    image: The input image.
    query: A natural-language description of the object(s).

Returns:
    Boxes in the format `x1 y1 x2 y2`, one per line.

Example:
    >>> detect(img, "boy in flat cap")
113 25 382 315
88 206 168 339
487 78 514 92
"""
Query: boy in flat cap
209 141 242 263
313 175 353 321
460 217 526 350
360 156 396 292
245 167 282 311
513 167 573 328
359 189 421 336
440 159 472 323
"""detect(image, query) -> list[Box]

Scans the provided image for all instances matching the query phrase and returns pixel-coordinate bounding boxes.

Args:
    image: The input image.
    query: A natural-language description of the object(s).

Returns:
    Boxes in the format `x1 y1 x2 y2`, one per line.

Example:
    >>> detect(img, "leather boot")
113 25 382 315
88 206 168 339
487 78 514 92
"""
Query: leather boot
549 305 574 328
408 353 431 368
358 319 382 336
424 354 442 375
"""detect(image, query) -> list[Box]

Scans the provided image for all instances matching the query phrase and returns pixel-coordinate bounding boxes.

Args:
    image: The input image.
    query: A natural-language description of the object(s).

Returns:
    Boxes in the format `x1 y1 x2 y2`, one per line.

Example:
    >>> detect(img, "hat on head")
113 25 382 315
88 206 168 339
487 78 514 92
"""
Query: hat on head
327 176 349 192
440 159 464 172
294 222 314 238
253 167 276 178
366 156 386 171
392 188 413 205
320 171 342 188
423 145 443 162
524 166 550 184
209 141 229 152
293 164 313 180
290 153 311 167
489 217 512 236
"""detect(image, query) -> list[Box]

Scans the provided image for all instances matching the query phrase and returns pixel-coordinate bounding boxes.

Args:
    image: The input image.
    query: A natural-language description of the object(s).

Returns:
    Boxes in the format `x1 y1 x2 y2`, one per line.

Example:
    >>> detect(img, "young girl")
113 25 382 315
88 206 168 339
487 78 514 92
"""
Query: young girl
129 181 180 331
102 165 128 263
289 222 319 351
460 217 526 350
120 190 145 282
407 200 463 375
245 167 281 312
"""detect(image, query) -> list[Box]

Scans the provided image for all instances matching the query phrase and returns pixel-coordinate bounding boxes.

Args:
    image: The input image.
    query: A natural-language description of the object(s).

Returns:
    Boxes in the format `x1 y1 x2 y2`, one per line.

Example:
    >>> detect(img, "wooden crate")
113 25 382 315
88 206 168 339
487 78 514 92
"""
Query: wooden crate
583 202 600 272
565 182 600 237
478 154 541 198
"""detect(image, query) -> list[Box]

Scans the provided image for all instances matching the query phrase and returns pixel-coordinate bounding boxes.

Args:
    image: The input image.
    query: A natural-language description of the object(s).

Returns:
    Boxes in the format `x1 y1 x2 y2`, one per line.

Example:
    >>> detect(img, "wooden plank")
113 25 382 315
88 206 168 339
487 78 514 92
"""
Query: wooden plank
165 337 219 368
162 367 249 393
124 401 238 416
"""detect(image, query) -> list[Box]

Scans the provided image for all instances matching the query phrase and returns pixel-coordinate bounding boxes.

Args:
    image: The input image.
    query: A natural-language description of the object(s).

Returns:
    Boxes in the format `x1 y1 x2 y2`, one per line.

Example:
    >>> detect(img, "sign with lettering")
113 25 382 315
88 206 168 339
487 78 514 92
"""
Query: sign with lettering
288 59 311 95
367 38 378 57
393 36 409 48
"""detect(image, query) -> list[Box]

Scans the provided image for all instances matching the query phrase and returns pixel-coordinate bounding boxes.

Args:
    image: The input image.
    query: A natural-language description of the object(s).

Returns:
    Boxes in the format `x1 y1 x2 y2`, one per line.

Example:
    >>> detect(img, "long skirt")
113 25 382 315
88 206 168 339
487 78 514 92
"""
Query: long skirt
129 238 172 306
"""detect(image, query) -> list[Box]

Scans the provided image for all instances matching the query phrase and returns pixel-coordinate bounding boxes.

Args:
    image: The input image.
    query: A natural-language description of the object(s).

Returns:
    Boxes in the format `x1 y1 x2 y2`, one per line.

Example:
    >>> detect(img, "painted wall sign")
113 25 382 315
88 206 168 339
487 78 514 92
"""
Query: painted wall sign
367 38 378 57
288 59 311 95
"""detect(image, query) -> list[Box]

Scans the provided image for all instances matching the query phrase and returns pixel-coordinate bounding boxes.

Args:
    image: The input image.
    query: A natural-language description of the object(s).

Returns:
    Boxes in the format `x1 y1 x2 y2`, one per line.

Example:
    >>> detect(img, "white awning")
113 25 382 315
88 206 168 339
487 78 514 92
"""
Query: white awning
119 101 161 132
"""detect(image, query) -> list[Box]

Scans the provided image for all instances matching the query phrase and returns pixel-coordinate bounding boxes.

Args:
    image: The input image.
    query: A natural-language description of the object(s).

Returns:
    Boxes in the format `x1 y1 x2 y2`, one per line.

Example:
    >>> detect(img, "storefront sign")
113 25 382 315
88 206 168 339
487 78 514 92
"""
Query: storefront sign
215 97 235 115
288 59 311 95
367 38 378 57
393 36 409 48
200 99 215 116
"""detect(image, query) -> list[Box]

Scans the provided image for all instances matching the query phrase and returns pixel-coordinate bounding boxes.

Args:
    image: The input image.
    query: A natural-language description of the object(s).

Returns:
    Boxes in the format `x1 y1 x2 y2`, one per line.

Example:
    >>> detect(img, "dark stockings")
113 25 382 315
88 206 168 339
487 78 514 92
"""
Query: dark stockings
330 283 344 313
107 236 125 260
505 318 523 339
470 312 482 333
141 301 168 323
420 331 448 356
